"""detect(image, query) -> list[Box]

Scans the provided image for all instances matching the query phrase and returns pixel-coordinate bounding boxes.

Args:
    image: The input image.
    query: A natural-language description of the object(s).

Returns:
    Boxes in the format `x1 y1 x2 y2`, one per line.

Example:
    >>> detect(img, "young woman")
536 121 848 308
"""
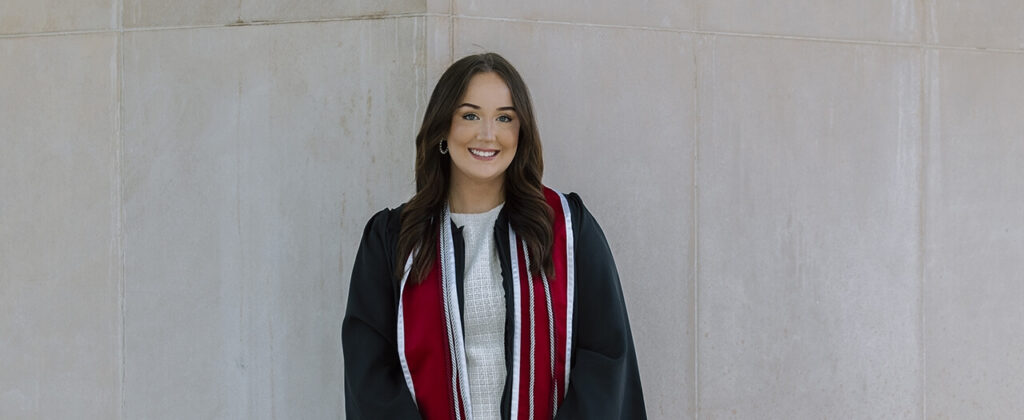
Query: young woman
343 53 646 420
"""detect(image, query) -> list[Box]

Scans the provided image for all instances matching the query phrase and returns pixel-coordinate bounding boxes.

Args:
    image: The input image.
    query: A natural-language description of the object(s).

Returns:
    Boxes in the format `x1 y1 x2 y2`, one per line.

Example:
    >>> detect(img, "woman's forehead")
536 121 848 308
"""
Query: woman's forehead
459 72 513 107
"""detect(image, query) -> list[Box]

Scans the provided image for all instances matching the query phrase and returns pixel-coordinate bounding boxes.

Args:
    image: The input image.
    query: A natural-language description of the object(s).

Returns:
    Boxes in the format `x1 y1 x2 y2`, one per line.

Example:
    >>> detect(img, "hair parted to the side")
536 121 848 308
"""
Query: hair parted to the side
396 52 553 284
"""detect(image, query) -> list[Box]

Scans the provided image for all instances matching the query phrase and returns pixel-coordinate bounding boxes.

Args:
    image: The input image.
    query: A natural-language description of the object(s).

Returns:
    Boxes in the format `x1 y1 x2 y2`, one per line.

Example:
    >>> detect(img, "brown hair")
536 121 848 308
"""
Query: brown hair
396 52 553 283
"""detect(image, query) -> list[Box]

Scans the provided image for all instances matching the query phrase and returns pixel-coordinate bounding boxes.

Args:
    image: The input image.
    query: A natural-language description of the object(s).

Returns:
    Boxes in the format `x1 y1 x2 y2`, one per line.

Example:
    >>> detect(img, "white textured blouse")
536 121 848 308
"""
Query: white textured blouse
450 203 506 420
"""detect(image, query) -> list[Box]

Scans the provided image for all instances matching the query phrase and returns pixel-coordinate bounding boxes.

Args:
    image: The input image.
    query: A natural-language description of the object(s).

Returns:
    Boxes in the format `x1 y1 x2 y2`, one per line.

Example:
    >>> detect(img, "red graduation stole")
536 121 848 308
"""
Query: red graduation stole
397 187 575 420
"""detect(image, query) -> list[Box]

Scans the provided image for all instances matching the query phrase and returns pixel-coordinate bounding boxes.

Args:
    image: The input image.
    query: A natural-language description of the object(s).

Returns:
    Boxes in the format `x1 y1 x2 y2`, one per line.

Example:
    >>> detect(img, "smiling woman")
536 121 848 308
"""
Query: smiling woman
342 53 647 420
445 72 521 213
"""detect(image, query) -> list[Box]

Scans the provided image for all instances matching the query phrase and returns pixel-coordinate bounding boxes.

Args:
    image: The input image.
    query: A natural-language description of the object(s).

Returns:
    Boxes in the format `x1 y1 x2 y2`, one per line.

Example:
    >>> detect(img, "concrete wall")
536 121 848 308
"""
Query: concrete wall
1 1 1022 419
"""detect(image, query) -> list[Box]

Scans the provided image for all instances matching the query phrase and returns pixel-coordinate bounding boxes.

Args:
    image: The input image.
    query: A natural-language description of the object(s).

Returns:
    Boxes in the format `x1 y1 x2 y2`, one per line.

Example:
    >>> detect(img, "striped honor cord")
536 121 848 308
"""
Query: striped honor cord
522 240 559 419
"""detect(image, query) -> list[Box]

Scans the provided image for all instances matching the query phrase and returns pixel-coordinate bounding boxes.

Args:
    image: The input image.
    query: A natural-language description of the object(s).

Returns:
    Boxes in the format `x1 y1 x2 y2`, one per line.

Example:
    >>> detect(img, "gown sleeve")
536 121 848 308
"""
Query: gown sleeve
555 193 647 419
342 209 422 419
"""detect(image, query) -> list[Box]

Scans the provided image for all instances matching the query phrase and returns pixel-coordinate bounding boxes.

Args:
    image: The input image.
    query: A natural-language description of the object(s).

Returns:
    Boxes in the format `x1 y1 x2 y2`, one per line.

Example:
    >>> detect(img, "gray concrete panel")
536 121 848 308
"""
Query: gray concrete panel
0 33 121 419
700 0 920 43
0 0 114 35
697 36 923 418
242 0 424 24
125 0 423 29
455 0 694 30
928 0 1024 50
121 18 420 419
124 0 240 28
924 50 1024 419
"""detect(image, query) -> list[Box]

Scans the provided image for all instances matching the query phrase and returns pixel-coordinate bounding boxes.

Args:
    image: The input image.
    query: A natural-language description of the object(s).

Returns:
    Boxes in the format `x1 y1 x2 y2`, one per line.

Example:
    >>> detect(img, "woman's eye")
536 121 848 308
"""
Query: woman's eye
498 115 513 123
462 113 479 121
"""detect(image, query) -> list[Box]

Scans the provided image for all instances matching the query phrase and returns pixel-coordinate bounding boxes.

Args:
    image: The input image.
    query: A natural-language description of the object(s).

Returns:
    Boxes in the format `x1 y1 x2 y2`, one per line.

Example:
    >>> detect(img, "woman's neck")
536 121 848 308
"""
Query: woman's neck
449 177 505 214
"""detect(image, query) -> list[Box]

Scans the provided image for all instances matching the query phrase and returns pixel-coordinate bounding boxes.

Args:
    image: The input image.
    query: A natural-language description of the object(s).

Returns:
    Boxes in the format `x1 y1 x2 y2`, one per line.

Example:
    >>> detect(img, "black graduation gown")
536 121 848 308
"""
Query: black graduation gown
342 192 647 419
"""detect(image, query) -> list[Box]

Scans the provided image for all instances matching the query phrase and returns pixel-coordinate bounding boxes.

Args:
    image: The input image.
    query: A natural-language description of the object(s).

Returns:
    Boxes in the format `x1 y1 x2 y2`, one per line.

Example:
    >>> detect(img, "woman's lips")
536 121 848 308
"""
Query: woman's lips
469 148 499 161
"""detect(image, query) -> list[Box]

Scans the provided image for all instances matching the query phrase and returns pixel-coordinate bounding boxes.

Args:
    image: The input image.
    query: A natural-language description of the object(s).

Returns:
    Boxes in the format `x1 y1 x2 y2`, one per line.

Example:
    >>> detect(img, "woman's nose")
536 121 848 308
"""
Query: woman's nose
477 120 496 140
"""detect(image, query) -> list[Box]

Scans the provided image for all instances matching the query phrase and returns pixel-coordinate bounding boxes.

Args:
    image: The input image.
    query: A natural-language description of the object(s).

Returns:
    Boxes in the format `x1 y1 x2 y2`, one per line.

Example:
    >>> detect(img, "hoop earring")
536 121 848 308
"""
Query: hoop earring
439 138 449 155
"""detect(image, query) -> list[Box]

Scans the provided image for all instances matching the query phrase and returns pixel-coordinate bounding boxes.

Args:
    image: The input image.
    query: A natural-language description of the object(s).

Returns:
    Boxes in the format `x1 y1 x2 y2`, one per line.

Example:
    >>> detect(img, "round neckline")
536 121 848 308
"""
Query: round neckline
450 202 504 218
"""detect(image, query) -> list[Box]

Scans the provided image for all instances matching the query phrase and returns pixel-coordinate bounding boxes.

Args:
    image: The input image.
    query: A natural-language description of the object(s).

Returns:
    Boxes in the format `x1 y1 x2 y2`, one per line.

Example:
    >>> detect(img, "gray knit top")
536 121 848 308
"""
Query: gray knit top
450 203 506 420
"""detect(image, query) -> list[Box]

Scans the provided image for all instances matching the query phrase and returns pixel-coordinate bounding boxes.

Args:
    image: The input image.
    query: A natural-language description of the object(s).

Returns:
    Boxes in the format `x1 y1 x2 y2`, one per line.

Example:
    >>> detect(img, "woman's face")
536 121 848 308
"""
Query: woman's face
447 72 520 189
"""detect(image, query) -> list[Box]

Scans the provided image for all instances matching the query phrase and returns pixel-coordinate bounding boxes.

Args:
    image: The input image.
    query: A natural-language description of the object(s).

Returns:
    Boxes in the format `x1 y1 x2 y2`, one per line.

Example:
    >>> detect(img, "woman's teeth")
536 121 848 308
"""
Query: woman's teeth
469 148 498 157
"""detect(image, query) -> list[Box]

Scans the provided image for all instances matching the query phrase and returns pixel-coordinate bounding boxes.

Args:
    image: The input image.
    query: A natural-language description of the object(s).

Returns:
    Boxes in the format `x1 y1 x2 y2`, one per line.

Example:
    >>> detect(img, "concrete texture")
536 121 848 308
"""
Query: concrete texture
124 0 422 28
426 0 448 14
242 0 423 23
924 50 1024 419
0 33 120 418
697 36 922 418
929 0 1024 50
424 15 452 97
699 0 920 42
455 0 694 29
455 18 697 417
121 18 419 419
4 1 1024 419
0 0 114 35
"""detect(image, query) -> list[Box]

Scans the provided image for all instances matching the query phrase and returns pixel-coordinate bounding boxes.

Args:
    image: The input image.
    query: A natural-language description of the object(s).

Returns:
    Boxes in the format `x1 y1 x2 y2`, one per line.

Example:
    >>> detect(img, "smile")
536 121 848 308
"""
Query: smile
469 148 499 159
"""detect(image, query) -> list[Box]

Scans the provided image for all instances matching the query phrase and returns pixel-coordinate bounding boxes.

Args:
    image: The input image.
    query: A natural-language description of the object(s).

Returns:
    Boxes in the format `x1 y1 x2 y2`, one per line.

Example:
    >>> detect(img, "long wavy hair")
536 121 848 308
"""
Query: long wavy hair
397 53 553 284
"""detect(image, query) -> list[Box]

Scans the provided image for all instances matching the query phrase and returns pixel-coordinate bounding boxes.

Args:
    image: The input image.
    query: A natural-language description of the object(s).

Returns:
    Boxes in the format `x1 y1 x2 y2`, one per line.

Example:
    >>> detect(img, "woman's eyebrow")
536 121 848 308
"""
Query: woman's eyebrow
457 102 516 111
